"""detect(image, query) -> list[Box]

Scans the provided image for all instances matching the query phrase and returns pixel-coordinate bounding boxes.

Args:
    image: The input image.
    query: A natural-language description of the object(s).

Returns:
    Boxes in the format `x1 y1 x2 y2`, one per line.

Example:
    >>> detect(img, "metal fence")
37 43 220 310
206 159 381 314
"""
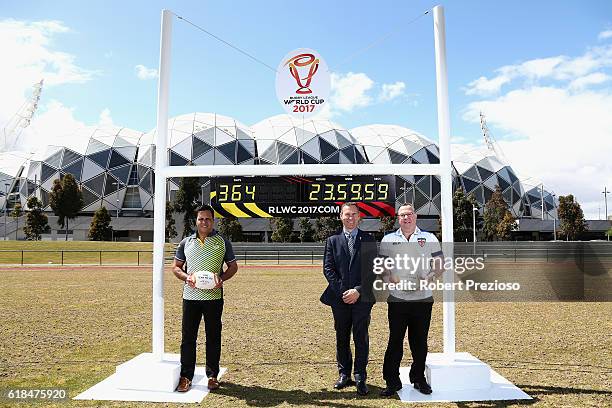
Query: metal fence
0 242 611 266
0 249 324 266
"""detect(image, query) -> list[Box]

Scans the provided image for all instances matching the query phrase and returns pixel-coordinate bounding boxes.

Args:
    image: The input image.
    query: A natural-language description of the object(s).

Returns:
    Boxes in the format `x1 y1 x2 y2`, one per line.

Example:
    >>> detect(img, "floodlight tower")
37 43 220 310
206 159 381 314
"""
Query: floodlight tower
479 112 509 164
2 80 43 152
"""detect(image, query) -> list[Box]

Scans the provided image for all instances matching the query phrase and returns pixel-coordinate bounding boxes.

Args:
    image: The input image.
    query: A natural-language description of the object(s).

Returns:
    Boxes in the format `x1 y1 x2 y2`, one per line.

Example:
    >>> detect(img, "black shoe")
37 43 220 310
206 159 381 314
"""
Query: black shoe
379 383 402 397
334 374 354 389
413 380 432 395
356 380 369 396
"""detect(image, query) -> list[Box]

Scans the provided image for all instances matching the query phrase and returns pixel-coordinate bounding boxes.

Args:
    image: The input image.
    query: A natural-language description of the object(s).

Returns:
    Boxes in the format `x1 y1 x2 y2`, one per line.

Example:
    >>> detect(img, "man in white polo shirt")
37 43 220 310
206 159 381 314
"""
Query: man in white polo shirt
379 203 443 397
172 204 238 393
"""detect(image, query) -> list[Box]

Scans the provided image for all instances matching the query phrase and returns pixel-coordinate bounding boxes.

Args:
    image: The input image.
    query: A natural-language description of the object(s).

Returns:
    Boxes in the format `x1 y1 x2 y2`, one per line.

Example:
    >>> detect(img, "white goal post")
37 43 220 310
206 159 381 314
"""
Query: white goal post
151 5 455 362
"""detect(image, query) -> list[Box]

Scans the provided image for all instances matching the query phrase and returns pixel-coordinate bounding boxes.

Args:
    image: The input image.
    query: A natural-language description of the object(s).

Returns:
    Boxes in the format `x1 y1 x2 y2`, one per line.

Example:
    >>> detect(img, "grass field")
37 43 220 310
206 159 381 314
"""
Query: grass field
0 264 610 407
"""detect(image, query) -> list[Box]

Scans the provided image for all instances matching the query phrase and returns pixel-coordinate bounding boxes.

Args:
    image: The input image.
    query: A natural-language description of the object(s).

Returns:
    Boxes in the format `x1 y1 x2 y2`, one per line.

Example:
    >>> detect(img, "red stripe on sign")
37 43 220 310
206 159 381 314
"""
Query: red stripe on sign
356 202 379 217
373 201 396 216
292 176 312 183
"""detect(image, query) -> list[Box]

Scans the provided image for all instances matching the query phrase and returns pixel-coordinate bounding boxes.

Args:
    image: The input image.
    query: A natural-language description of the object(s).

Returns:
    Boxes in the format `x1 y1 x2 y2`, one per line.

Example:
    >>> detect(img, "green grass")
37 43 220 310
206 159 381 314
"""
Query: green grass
0 241 175 265
0 265 610 407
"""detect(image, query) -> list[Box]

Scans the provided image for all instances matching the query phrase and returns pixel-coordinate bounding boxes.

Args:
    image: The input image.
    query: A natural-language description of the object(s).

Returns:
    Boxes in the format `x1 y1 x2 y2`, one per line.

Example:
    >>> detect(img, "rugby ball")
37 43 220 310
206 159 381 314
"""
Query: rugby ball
193 271 216 289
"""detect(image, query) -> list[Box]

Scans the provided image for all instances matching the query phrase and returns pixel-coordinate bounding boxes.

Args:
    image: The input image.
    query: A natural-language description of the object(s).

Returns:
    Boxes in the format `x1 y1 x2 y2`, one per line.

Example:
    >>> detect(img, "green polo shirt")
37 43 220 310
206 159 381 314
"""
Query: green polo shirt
175 230 236 300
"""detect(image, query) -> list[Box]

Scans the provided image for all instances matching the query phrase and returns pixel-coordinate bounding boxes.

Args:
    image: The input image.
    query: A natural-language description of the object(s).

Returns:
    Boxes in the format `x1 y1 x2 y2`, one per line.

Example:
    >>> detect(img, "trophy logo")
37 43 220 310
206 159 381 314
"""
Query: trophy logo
276 48 330 118
284 53 320 94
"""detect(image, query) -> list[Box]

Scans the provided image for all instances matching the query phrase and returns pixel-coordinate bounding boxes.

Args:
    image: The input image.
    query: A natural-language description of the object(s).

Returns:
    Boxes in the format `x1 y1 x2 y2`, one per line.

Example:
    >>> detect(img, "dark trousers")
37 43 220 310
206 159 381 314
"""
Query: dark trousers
180 298 224 380
331 303 373 379
382 297 433 387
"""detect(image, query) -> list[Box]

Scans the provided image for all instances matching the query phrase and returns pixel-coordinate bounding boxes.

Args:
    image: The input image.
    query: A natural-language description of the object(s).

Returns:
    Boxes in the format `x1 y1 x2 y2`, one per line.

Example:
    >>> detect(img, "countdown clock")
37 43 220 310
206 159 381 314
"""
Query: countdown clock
211 176 395 218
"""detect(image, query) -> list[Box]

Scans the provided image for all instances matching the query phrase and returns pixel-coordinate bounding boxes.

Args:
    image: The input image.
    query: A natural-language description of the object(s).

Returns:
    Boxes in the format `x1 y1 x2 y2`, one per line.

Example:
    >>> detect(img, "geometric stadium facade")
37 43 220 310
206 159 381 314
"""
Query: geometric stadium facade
0 112 558 221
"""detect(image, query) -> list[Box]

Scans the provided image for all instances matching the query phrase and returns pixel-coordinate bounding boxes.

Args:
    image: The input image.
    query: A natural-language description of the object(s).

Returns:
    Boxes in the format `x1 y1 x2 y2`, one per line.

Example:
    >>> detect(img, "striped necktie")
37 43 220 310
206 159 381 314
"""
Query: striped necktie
346 233 355 257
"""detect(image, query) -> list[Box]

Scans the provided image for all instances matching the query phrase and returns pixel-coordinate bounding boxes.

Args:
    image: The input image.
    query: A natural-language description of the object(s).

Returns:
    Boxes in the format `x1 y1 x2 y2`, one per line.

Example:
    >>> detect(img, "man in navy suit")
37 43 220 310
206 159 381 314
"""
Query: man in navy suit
321 202 376 396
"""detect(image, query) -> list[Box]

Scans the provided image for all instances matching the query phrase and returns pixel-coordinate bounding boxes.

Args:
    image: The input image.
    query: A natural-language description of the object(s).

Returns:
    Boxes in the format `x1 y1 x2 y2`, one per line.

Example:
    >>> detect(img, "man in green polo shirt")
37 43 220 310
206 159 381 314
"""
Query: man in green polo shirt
172 204 238 393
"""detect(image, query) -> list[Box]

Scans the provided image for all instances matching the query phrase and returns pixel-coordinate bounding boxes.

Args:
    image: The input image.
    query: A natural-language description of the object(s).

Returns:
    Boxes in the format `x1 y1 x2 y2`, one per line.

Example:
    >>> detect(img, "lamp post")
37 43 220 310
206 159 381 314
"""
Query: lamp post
540 183 545 220
3 183 9 241
551 193 557 241
112 182 122 241
603 187 609 221
472 205 477 254
604 187 610 241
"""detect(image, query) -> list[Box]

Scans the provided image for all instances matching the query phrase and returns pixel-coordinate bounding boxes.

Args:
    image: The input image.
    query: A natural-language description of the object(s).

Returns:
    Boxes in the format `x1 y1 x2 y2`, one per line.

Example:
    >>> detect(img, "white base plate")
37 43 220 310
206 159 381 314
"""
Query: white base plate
74 353 226 403
398 353 531 403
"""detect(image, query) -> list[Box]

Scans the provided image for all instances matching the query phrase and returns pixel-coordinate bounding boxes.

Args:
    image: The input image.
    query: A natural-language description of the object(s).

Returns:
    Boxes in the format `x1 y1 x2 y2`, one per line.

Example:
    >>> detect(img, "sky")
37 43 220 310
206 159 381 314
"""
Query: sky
1 0 611 219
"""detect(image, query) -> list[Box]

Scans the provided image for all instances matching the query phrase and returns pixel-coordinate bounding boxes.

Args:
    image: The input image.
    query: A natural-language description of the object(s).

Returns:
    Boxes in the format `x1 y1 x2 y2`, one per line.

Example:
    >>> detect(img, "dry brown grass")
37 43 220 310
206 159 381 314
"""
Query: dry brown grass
0 264 610 407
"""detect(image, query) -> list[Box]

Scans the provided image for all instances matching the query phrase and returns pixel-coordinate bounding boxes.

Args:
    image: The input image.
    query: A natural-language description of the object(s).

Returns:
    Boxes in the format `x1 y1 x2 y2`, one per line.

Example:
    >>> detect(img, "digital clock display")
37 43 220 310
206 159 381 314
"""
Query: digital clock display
211 176 395 218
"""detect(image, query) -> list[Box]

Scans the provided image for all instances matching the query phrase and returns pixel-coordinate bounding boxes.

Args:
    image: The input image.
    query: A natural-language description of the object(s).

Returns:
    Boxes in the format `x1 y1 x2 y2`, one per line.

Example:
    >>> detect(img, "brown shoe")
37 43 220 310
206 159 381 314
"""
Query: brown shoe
207 377 220 390
176 376 191 392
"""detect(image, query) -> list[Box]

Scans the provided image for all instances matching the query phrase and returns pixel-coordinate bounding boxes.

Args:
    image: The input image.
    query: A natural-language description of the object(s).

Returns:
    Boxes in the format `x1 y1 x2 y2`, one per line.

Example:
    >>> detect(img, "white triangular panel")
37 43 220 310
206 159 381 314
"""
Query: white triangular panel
86 138 109 154
320 130 339 148
214 128 234 146
82 159 106 181
172 137 192 160
193 150 215 165
138 189 152 207
295 128 316 146
370 149 391 164
301 137 321 161
194 128 215 146
278 129 298 147
115 146 137 161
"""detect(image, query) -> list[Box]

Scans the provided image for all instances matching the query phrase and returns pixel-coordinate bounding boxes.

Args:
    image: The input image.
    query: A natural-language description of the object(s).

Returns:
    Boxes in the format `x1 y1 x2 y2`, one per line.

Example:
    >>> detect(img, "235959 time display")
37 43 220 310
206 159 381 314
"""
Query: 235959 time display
213 176 394 203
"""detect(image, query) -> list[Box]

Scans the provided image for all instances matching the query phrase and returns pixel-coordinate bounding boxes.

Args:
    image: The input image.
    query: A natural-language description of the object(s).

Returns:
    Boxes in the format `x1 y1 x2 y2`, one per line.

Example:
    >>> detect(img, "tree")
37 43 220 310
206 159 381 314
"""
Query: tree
271 217 293 242
497 211 517 241
483 185 516 241
174 177 201 238
9 203 22 240
218 216 243 241
379 216 396 234
298 217 315 242
165 201 177 242
48 174 84 241
23 197 50 240
314 216 342 242
88 206 113 241
557 194 588 240
452 188 481 242
606 226 612 240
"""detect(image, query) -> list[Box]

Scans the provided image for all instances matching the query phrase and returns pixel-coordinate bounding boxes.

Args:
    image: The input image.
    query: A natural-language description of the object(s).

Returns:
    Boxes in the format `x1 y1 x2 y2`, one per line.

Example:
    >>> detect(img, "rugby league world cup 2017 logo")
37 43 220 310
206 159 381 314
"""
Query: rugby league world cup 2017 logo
284 53 319 94
275 48 330 118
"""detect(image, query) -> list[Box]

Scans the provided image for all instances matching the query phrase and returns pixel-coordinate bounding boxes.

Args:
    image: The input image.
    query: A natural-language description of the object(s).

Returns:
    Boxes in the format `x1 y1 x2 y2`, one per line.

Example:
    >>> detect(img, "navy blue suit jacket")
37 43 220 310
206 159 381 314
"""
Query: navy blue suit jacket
320 228 377 307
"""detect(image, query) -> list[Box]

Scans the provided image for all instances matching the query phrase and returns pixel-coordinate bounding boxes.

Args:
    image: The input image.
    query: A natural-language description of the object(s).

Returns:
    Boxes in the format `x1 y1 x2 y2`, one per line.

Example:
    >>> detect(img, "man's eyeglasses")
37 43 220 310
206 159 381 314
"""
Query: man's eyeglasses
398 212 415 218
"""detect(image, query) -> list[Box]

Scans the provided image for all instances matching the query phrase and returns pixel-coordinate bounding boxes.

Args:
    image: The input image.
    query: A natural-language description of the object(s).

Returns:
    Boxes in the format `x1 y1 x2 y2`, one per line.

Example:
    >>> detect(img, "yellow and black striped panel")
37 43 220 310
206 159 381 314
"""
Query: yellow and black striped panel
210 192 272 218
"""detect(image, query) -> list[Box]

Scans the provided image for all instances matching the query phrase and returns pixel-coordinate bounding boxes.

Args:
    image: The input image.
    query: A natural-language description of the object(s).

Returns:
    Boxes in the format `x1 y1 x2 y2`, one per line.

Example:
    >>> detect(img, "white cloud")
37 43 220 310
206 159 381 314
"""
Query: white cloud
569 72 611 90
462 37 612 218
19 100 87 153
135 64 158 80
379 81 406 102
0 19 96 152
463 86 612 219
464 45 612 96
323 73 409 117
329 72 374 112
598 30 612 41
465 75 512 96
98 108 114 126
